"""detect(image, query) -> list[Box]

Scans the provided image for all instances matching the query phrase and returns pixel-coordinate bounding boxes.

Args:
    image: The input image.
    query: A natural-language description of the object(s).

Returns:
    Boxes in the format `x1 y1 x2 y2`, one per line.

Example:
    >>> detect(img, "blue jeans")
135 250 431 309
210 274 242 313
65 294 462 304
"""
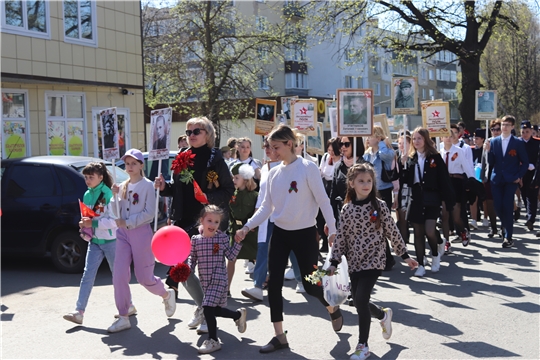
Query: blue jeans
76 241 116 312
253 221 274 289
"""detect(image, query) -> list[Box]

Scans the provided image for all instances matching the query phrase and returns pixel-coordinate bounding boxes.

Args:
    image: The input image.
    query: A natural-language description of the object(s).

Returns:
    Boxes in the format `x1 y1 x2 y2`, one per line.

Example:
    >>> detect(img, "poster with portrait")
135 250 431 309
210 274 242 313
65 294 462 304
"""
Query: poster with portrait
276 113 288 126
255 99 277 135
307 123 325 155
421 101 451 137
324 99 336 131
149 107 172 161
475 90 497 120
281 96 297 122
391 77 418 115
373 114 390 141
291 99 317 135
337 89 373 137
99 107 119 161
3 120 27 158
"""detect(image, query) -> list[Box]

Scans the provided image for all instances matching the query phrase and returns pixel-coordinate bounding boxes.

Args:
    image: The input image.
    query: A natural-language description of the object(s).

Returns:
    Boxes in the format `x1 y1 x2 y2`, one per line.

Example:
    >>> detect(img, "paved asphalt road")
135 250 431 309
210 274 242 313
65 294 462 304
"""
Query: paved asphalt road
2 220 539 359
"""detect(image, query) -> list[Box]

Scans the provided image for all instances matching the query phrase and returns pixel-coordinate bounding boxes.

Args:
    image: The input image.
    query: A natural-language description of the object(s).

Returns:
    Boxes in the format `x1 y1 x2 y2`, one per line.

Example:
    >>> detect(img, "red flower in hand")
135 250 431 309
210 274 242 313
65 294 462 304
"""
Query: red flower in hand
171 150 196 183
170 263 191 283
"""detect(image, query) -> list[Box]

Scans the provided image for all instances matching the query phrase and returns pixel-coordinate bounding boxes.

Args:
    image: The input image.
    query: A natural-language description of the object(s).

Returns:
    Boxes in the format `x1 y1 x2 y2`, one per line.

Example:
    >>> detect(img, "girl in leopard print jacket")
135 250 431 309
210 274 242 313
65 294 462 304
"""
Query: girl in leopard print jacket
328 163 417 359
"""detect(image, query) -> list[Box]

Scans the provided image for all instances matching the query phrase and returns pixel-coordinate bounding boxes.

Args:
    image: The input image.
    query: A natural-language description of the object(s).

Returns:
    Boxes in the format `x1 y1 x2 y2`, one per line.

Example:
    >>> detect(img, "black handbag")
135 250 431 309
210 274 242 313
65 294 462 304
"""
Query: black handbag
381 156 399 182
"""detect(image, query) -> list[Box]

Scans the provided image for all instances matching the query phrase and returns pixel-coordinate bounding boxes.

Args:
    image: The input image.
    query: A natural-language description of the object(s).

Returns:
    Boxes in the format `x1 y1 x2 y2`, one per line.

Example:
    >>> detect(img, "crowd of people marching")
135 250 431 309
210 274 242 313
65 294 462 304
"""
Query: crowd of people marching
63 115 536 360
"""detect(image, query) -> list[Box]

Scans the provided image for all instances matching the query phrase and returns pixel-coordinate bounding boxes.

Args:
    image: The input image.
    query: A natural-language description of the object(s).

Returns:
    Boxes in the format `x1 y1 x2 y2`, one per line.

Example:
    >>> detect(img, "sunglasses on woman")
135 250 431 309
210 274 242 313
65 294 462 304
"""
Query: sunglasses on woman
490 127 501 132
339 142 351 148
185 128 206 136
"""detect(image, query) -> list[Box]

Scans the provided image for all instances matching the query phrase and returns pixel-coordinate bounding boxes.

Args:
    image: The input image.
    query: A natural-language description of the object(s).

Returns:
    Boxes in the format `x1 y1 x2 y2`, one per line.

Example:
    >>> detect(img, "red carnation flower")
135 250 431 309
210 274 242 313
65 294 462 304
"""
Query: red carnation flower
169 262 191 283
171 150 196 183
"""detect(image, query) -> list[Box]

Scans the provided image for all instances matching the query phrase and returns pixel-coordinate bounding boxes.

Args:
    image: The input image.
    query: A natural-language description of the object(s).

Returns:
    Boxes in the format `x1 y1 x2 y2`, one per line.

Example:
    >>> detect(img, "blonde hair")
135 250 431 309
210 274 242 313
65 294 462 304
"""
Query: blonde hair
186 116 216 148
267 124 299 154
120 159 145 199
365 126 392 154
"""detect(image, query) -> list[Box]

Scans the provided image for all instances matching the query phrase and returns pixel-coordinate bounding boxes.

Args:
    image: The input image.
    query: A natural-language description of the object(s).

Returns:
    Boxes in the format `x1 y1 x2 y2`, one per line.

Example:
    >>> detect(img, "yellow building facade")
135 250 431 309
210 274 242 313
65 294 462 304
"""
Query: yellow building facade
1 1 145 159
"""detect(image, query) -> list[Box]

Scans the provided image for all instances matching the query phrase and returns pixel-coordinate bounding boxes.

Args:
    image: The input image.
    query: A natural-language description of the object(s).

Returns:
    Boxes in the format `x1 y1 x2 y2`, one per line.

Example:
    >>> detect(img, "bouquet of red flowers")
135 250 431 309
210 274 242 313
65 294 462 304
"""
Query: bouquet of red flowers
171 150 196 184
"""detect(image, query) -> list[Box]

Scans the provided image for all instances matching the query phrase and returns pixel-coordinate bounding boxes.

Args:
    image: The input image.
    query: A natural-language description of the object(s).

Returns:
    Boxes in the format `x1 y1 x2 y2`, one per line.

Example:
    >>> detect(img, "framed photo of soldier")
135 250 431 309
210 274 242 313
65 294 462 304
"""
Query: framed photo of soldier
291 98 317 135
255 98 277 135
281 96 297 121
307 123 325 155
99 107 119 161
475 90 497 120
324 99 336 131
337 89 373 137
391 77 418 115
149 107 172 161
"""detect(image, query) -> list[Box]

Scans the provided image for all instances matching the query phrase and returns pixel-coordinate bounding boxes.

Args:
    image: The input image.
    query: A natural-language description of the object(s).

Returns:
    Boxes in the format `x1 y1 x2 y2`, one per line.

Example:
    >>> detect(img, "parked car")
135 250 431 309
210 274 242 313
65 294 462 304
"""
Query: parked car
1 156 129 273
116 151 178 227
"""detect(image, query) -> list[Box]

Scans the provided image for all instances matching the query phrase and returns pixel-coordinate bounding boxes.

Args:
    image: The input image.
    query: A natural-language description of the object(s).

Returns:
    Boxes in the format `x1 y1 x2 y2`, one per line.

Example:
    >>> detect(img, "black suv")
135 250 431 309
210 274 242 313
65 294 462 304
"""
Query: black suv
1 156 129 273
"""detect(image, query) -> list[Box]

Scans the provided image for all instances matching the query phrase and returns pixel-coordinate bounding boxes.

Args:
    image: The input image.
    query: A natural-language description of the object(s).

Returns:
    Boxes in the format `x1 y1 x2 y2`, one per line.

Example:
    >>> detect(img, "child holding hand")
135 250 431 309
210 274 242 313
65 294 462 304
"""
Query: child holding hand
328 163 418 360
190 205 247 354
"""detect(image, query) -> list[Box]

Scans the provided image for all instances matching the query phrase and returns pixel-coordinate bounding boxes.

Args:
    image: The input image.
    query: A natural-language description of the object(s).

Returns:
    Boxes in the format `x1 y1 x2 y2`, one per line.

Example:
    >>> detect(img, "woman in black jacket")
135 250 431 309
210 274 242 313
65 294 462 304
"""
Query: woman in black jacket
155 116 235 332
402 127 454 277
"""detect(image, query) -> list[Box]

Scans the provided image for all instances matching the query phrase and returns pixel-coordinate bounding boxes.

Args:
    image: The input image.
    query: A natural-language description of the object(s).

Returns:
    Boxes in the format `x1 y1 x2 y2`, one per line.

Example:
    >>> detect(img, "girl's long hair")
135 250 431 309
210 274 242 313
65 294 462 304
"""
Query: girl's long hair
409 127 438 157
121 158 145 199
267 124 298 154
82 162 113 188
344 163 381 229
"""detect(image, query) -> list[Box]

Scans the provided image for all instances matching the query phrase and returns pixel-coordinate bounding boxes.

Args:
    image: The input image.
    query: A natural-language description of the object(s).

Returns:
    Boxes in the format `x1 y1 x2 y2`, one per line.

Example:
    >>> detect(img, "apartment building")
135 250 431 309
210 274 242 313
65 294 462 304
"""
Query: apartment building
1 1 145 159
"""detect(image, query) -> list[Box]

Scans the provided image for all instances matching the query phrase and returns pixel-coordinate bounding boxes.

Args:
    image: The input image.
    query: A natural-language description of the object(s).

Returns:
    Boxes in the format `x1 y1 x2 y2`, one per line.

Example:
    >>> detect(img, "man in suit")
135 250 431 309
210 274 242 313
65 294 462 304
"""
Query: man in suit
485 115 529 248
518 120 540 231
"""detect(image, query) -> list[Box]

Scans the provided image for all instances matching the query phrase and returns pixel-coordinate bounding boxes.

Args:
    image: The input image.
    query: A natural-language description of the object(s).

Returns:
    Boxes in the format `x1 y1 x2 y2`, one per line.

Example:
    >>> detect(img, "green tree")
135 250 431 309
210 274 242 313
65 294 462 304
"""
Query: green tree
481 2 540 122
143 0 288 146
307 1 524 130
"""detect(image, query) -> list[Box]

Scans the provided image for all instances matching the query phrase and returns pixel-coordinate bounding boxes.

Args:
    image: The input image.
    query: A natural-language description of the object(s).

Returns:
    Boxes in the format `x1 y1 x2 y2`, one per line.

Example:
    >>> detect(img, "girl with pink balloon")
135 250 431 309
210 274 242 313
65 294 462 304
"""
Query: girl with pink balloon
108 149 176 333
190 205 248 354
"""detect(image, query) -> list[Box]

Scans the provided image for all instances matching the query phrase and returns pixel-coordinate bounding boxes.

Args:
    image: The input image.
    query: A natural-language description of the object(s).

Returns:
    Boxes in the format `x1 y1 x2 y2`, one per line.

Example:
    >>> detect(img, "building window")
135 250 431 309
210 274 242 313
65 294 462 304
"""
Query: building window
45 92 86 156
259 75 270 90
255 16 268 31
63 0 97 47
286 73 308 89
374 106 381 115
429 89 434 99
2 90 31 158
422 88 426 99
383 61 389 74
384 84 390 96
371 58 380 74
1 0 50 39
345 75 353 88
285 44 306 61
428 69 434 80
386 107 391 116
357 77 363 88
258 47 268 61
421 67 426 80
373 83 380 96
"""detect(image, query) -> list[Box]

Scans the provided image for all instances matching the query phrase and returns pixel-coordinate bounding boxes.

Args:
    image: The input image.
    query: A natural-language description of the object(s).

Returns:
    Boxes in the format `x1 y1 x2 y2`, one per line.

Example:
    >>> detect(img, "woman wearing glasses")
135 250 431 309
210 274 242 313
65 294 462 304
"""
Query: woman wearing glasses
155 116 235 333
329 136 365 223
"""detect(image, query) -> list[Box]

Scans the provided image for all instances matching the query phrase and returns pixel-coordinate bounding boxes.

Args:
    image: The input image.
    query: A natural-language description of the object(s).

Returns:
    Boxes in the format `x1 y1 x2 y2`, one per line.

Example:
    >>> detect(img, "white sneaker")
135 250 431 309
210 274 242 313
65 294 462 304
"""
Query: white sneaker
414 265 426 277
245 261 255 274
107 316 131 333
380 308 393 340
198 339 221 354
296 282 305 293
284 268 295 280
241 287 263 301
114 304 137 318
188 306 204 328
482 218 490 227
235 307 247 333
431 253 441 273
63 311 83 325
437 241 445 258
350 343 370 360
470 220 478 229
196 321 208 334
243 259 249 268
163 289 176 317
423 257 429 267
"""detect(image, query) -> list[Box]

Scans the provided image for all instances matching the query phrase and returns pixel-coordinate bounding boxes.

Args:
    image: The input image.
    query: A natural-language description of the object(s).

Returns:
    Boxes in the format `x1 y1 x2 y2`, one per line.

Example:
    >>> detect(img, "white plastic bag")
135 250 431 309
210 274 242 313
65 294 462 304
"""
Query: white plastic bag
322 249 350 307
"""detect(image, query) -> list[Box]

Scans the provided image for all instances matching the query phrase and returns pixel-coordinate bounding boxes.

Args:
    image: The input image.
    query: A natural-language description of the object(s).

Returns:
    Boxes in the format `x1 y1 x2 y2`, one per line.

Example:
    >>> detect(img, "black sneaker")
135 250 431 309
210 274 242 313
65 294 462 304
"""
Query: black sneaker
502 238 514 248
488 228 497 238
514 208 520 222
526 220 534 231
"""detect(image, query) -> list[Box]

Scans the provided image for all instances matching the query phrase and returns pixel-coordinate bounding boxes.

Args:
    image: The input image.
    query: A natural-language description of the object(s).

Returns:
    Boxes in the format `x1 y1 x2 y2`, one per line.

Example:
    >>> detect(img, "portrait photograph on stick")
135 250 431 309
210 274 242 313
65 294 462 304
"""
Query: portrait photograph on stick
99 107 119 161
255 98 277 135
391 77 418 115
475 90 497 120
337 89 373 136
149 107 172 161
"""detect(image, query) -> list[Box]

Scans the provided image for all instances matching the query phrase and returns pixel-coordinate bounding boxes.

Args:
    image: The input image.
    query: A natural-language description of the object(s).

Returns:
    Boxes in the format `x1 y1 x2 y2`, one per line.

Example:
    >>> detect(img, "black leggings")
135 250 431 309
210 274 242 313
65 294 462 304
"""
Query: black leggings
413 219 440 266
268 226 329 322
203 306 240 341
350 270 384 346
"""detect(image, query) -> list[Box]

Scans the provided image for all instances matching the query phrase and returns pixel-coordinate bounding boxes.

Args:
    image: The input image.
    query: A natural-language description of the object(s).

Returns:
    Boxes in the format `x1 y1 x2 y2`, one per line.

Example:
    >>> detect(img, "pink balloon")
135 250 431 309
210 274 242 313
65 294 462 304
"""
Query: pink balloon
151 226 191 266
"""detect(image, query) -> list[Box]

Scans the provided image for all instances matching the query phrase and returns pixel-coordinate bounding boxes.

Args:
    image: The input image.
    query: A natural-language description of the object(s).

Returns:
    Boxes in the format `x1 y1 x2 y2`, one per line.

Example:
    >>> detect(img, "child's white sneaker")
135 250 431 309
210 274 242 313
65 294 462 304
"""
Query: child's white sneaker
107 316 131 333
235 307 247 333
198 339 221 354
380 308 393 340
188 306 204 328
114 304 137 318
63 310 83 325
163 289 176 317
414 265 426 277
350 343 370 360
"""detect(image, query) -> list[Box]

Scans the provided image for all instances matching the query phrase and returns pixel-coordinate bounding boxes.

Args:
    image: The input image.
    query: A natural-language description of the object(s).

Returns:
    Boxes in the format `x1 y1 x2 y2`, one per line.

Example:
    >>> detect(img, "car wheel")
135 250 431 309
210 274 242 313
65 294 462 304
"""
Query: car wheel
50 231 88 273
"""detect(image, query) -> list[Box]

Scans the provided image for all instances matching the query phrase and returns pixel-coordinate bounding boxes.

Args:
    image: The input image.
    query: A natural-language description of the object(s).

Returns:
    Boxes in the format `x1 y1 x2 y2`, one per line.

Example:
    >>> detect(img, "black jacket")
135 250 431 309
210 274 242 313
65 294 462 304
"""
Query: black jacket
329 158 366 221
403 152 455 210
160 147 234 231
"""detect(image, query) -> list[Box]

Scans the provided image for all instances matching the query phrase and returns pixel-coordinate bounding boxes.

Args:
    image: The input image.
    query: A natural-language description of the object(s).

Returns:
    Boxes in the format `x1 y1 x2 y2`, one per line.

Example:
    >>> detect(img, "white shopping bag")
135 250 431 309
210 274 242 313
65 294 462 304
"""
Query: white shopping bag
322 248 350 307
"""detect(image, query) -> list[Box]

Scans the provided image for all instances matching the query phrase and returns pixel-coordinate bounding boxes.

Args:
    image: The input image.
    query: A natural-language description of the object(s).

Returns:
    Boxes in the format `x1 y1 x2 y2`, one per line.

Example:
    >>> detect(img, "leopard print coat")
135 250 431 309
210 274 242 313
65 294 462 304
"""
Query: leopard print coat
331 199 407 271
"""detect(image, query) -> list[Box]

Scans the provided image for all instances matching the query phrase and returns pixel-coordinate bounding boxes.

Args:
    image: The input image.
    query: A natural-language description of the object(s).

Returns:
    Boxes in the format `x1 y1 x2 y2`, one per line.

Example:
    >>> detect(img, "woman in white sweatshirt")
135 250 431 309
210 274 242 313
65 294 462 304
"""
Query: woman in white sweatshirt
235 124 340 354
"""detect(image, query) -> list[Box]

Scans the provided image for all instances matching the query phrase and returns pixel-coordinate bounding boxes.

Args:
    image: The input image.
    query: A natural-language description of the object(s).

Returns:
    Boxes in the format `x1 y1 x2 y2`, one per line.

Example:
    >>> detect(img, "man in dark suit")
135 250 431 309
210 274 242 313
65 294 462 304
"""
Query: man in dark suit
485 115 529 248
518 120 540 231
